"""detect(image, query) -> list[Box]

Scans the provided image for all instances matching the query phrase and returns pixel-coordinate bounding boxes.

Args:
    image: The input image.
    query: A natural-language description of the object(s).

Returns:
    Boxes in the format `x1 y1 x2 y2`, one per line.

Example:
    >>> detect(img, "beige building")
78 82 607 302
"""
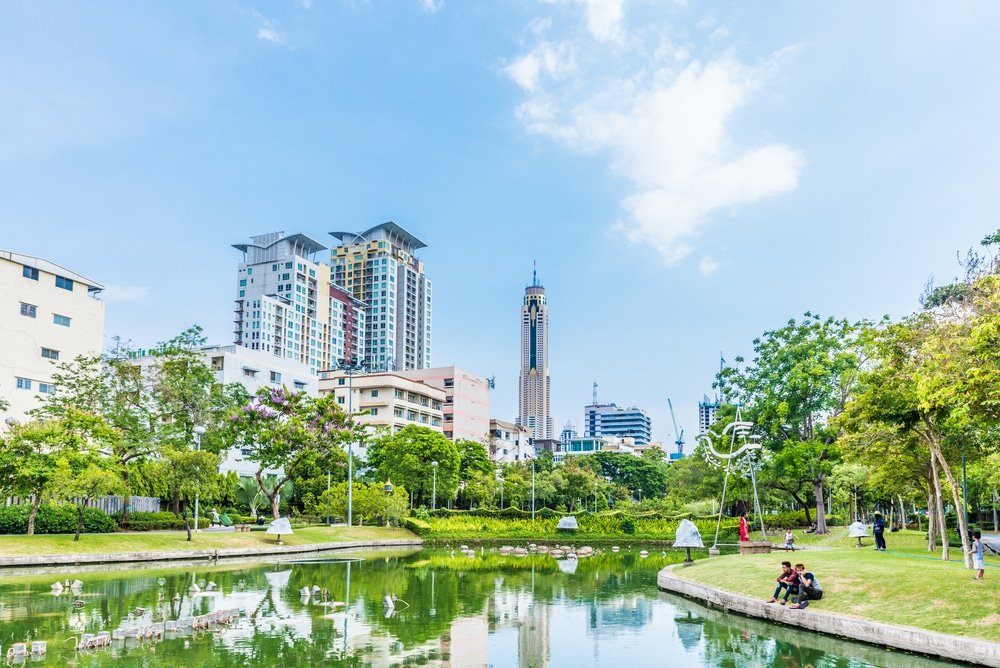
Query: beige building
318 369 445 458
0 250 105 422
397 366 490 442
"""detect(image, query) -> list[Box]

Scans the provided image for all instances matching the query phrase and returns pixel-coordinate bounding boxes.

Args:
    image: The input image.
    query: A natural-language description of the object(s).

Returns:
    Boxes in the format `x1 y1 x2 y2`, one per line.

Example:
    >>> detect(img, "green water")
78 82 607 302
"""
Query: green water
0 546 959 667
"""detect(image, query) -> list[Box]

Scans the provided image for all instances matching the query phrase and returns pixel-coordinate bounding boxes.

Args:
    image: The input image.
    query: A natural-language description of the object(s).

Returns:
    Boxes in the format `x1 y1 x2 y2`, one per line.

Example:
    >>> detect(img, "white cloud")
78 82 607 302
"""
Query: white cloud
102 285 152 303
418 0 444 14
301 0 314 8
257 27 285 45
698 255 719 275
507 5 803 266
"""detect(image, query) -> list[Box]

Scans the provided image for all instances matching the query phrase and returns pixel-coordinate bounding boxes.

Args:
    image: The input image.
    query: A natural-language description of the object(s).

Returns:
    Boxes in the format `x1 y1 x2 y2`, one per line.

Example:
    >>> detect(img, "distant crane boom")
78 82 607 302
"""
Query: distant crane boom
667 398 685 454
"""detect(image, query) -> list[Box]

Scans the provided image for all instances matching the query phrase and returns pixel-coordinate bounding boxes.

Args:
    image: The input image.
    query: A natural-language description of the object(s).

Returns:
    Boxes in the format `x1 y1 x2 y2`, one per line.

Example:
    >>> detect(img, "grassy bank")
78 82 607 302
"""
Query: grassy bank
672 529 1000 641
421 514 739 542
0 525 418 557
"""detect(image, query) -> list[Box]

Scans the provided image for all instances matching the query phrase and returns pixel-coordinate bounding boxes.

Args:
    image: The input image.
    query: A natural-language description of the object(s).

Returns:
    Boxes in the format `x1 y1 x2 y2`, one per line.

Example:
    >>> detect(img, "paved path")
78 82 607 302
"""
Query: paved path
983 533 1000 556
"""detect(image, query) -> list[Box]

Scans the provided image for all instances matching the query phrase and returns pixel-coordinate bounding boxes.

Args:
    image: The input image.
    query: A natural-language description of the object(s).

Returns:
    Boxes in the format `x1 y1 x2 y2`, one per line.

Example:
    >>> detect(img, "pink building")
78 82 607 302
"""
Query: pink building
398 366 490 442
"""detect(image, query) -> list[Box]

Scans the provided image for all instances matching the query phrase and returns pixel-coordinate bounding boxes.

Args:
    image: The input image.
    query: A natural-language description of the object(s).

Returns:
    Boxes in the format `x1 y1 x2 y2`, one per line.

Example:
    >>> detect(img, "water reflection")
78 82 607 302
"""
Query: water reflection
0 547 958 667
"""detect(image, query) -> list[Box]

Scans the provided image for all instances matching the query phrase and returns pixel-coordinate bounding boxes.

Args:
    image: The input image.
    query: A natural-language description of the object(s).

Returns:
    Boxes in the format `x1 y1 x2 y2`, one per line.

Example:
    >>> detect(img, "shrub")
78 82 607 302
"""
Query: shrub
113 511 209 531
402 517 432 536
619 517 636 534
0 504 116 534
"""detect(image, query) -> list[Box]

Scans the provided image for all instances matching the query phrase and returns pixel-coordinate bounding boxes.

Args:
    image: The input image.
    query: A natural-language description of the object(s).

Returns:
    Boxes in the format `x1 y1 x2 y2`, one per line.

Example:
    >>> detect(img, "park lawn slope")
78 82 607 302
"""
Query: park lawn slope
672 533 1000 641
0 526 418 557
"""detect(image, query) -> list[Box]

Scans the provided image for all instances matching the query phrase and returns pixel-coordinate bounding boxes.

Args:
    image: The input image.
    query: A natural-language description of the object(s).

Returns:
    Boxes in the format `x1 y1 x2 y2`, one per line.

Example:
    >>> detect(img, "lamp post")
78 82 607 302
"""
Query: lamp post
326 469 331 526
338 357 368 527
431 461 438 510
192 425 206 533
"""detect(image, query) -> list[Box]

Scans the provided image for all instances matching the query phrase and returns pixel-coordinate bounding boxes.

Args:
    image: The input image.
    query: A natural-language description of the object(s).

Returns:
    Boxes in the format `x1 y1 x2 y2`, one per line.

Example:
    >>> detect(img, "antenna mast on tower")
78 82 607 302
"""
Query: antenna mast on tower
592 381 598 404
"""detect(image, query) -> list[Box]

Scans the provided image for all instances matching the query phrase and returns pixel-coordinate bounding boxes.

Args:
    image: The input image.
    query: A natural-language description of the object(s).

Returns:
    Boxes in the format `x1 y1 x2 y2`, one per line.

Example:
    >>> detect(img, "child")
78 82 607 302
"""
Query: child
767 561 798 605
784 528 795 550
972 531 985 580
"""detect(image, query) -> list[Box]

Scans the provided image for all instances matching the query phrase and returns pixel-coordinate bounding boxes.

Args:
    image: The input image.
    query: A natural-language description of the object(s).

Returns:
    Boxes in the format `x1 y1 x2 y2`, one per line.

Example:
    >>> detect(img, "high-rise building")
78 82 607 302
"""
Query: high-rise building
518 268 553 441
232 232 365 376
584 402 652 444
329 222 432 371
698 395 721 434
1 250 105 422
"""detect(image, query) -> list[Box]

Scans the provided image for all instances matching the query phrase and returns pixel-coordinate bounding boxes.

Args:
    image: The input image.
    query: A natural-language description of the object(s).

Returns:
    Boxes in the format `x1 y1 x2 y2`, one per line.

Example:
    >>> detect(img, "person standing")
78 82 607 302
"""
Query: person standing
972 531 985 580
739 513 750 542
873 511 886 551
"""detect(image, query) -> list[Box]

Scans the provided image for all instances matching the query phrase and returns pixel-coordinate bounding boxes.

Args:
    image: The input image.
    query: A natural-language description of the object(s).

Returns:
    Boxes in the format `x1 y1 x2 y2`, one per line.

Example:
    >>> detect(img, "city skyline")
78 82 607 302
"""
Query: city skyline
2 2 998 441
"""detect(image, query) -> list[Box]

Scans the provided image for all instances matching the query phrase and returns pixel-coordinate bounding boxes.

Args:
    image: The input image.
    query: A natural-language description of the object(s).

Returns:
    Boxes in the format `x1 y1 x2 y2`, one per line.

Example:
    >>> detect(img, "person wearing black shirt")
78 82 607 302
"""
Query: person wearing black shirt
873 511 886 551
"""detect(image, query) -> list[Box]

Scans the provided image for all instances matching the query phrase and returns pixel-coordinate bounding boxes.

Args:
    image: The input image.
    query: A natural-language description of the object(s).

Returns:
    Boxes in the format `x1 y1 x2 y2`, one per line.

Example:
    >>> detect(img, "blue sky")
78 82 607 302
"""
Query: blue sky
3 1 999 444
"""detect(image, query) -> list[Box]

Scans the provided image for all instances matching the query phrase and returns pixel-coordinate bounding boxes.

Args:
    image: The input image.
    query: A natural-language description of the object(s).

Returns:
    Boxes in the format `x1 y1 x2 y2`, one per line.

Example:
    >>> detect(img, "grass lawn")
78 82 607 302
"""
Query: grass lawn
672 528 1000 641
0 525 418 557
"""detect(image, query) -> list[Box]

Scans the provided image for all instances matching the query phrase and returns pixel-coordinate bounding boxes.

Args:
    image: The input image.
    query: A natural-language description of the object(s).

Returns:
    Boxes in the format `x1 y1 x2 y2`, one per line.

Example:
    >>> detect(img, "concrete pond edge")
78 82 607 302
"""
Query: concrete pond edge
657 564 1000 668
0 539 425 569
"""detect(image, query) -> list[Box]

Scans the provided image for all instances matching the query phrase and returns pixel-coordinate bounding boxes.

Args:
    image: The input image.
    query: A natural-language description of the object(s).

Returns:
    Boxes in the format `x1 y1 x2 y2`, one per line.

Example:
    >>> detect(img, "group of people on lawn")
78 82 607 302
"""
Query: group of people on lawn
767 561 823 609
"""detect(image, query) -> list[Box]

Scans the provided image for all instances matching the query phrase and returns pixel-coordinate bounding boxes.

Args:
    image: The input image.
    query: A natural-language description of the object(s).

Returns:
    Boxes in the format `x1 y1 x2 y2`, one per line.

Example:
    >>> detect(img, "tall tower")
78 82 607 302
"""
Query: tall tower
329 222 432 371
518 266 553 440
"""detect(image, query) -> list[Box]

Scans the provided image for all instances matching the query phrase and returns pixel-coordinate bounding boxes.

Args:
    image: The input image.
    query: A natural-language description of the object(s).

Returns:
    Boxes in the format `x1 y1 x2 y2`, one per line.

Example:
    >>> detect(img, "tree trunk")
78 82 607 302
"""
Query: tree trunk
789 491 811 525
184 510 192 542
255 470 286 520
122 468 131 529
172 487 180 516
930 452 948 561
931 442 972 568
994 488 999 533
74 500 86 542
27 493 41 536
813 476 828 533
898 494 907 530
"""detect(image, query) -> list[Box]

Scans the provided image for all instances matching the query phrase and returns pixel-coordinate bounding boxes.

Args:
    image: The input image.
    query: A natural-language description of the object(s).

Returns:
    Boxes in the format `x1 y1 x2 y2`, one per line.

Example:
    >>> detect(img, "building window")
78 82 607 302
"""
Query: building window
337 396 345 405
270 371 282 383
41 348 60 360
39 383 56 395
338 378 346 386
243 368 257 378
293 381 306 390
53 314 71 327
371 389 379 397
370 408 378 415
22 265 39 280
16 377 32 390
20 303 36 318
55 275 74 291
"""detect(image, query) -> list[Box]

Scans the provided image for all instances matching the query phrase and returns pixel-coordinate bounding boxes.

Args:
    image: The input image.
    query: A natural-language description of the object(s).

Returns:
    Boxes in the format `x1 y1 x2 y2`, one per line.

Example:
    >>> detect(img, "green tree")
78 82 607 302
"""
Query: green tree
720 313 863 533
367 425 459 508
457 439 493 480
55 456 122 542
228 389 358 519
584 452 669 499
155 448 221 540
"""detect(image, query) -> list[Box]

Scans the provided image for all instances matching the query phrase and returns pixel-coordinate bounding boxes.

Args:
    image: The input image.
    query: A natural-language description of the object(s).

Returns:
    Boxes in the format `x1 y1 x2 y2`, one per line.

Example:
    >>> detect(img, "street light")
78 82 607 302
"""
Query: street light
431 461 438 510
338 357 368 527
192 425 206 533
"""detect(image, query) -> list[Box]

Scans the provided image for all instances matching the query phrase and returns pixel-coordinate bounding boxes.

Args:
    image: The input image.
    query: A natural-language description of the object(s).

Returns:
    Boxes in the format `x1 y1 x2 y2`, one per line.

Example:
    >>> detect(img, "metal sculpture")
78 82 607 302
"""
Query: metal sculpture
697 406 767 548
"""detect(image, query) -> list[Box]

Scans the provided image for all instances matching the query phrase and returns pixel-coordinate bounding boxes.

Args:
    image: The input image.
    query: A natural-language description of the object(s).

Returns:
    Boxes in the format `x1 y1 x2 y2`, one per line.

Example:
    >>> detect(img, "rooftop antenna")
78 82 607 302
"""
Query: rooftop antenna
532 260 538 287
592 381 598 405
487 375 495 390
718 352 726 402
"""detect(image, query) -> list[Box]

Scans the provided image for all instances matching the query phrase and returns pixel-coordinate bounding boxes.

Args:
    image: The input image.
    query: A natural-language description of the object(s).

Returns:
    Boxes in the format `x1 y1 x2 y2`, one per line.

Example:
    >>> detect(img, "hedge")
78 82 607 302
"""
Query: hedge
113 511 209 531
0 504 116 535
762 510 845 529
402 517 432 536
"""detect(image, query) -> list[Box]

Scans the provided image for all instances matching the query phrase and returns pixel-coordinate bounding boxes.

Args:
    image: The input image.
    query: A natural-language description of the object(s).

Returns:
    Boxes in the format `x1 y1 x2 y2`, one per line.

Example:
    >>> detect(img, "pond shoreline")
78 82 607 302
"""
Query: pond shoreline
0 538 424 569
657 564 1000 667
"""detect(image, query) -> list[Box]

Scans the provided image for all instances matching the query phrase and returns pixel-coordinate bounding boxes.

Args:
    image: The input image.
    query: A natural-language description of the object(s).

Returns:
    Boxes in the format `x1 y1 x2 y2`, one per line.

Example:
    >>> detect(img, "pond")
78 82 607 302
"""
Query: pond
0 546 959 667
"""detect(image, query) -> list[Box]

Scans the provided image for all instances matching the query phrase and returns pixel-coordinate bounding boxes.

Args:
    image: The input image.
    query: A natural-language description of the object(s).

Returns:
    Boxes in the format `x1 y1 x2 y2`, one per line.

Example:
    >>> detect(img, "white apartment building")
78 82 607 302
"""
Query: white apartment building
397 366 490 442
318 369 445 459
488 419 534 463
0 250 105 422
329 222 432 371
232 232 365 376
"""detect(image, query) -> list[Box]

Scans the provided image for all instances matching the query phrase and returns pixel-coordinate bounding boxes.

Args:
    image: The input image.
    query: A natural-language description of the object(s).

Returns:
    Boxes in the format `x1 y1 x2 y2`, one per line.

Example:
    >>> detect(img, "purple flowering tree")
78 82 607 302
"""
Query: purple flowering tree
227 387 359 519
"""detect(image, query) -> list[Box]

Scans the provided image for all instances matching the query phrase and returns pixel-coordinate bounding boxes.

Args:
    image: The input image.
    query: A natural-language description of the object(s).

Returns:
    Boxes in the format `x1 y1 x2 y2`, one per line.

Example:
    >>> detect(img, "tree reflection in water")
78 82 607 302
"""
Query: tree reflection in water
0 548 958 667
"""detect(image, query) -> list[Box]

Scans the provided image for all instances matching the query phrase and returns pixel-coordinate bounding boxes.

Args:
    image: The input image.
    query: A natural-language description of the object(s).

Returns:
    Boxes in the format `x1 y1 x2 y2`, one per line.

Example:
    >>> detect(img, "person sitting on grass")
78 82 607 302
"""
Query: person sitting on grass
767 561 798 605
789 564 822 609
784 528 795 550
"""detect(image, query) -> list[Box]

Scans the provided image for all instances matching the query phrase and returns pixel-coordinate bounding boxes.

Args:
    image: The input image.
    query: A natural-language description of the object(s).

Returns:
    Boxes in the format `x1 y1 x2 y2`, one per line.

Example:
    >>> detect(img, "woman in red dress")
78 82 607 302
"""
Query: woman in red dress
739 513 750 542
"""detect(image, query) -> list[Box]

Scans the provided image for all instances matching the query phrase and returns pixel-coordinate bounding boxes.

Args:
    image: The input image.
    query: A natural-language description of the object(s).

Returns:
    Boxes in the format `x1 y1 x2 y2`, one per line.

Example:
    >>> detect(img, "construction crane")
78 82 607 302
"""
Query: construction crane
667 398 685 455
